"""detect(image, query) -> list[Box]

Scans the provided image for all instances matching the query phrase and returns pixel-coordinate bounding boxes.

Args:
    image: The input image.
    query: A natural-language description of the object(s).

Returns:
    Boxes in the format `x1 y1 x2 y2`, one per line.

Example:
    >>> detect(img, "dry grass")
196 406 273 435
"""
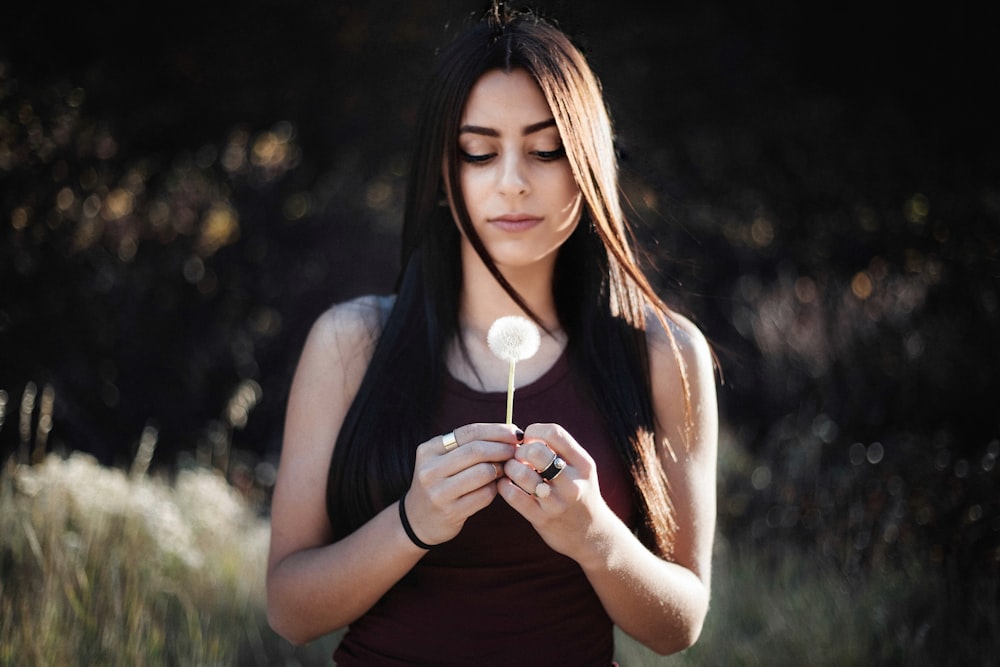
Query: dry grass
0 452 274 666
2 452 990 666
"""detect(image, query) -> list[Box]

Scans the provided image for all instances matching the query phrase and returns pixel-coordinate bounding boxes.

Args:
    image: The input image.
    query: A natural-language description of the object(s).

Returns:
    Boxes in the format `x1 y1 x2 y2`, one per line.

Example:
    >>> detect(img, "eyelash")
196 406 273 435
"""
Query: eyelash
459 147 566 164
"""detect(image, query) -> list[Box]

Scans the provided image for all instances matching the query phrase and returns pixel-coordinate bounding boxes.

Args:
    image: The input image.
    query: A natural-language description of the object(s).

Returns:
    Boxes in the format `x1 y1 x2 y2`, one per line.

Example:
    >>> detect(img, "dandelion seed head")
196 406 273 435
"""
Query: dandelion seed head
487 316 541 362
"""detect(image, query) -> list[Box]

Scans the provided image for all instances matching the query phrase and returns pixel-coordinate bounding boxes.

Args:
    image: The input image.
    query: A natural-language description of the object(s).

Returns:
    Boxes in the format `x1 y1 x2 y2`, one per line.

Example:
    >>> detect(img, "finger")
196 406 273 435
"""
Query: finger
443 460 508 502
503 456 553 497
446 438 516 470
448 481 500 515
453 422 523 449
437 424 520 473
412 456 507 513
538 454 567 482
513 441 567 485
514 440 557 470
416 423 520 463
498 477 556 518
522 423 594 475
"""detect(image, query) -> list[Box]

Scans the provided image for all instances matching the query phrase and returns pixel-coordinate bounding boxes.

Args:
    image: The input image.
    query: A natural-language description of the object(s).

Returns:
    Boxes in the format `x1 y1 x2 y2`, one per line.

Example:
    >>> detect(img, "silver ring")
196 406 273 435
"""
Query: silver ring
442 431 458 452
534 482 551 499
538 454 566 481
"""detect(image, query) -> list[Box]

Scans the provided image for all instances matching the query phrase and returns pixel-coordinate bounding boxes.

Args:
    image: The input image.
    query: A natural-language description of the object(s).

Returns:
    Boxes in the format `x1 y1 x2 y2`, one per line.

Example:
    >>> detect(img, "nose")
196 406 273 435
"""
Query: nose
497 153 529 197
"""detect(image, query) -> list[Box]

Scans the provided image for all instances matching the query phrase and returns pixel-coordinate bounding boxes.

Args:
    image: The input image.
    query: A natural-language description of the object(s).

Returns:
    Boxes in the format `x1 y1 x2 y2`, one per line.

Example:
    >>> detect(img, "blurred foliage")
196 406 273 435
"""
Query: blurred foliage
1 0 998 660
1 453 268 664
10 454 979 666
0 452 342 665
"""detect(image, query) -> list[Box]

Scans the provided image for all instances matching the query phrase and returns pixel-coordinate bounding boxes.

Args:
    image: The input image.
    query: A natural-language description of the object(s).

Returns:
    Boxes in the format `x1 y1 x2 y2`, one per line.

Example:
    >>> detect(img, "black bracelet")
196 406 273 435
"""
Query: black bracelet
399 493 435 550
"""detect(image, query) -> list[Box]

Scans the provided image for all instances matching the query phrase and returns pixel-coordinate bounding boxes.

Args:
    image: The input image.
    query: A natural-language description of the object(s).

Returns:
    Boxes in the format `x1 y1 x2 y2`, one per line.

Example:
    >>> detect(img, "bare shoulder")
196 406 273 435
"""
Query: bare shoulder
644 306 716 385
285 293 395 458
644 306 719 454
307 294 394 358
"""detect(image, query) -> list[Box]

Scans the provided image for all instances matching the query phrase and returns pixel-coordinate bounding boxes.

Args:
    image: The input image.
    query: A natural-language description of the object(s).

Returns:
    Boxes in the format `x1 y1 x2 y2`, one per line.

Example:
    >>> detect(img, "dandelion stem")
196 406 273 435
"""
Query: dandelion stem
505 359 516 425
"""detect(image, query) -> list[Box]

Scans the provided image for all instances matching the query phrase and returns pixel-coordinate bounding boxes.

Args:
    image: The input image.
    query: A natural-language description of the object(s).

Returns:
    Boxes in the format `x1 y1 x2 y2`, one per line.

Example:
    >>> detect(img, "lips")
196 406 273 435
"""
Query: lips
489 214 542 232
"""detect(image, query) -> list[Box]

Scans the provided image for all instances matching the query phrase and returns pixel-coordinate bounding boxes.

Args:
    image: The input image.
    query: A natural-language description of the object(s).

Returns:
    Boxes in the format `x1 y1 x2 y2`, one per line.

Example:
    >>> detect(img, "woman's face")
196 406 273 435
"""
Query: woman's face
449 68 582 273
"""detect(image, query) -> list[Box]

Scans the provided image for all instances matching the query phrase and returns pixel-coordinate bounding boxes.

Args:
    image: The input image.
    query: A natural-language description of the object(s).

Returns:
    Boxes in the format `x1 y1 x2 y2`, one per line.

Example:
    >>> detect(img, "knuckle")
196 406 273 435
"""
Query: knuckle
458 423 486 447
546 422 565 437
464 422 491 442
426 487 448 512
522 440 548 460
463 439 490 460
415 438 435 458
568 450 592 471
463 423 482 442
508 461 532 485
414 466 434 487
477 484 498 506
535 422 562 439
535 447 557 468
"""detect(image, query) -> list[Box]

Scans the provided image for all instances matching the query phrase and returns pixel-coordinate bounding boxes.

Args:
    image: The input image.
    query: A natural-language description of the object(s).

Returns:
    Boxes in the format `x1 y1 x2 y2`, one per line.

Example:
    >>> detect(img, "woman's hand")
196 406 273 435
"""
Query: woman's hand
497 422 616 562
402 422 521 547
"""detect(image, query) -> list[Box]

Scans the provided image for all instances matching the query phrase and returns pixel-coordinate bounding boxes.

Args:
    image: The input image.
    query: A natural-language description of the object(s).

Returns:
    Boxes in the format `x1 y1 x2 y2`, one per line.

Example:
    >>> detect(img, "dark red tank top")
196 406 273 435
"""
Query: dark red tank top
333 351 637 666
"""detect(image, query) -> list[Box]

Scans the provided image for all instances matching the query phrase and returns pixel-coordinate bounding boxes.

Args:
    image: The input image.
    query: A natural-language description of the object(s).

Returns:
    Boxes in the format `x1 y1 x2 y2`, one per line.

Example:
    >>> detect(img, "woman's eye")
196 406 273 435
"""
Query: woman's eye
459 150 494 164
534 147 566 161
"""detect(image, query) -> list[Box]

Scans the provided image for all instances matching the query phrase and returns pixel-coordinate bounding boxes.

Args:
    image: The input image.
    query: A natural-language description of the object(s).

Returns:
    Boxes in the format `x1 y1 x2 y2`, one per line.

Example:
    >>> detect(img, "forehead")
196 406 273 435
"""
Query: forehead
461 68 553 127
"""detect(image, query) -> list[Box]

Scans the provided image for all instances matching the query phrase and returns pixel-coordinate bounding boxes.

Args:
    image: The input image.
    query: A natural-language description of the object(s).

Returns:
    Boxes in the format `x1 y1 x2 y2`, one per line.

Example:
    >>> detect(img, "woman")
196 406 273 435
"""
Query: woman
267 5 718 665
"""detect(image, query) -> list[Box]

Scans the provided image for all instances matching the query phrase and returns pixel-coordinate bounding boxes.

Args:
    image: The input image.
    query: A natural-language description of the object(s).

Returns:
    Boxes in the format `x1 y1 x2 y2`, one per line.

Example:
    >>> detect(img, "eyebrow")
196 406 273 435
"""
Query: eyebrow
459 118 557 138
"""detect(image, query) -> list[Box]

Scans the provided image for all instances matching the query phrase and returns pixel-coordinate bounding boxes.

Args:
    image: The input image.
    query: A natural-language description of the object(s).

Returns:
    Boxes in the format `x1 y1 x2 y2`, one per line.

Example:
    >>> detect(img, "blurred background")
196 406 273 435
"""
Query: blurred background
2 0 998 663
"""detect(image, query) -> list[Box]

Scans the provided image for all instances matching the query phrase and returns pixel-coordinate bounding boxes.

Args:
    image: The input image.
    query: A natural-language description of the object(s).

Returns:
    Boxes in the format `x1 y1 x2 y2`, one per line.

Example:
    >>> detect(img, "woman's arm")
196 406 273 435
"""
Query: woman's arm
266 297 520 645
266 298 424 644
498 310 718 655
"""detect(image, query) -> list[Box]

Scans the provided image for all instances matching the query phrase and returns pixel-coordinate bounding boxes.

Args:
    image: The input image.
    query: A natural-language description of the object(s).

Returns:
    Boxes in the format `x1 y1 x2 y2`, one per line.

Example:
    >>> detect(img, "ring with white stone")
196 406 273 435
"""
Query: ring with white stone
538 454 566 481
534 482 551 499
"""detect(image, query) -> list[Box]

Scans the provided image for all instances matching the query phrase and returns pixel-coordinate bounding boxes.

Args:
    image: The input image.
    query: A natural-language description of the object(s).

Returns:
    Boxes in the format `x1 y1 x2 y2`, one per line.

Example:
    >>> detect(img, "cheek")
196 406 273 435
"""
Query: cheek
457 171 491 216
558 195 583 237
553 166 581 208
556 180 583 224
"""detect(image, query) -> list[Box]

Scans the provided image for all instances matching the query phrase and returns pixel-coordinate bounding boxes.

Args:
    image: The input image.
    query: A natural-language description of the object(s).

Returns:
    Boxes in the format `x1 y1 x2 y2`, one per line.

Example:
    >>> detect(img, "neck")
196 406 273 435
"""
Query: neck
448 243 567 391
458 243 560 334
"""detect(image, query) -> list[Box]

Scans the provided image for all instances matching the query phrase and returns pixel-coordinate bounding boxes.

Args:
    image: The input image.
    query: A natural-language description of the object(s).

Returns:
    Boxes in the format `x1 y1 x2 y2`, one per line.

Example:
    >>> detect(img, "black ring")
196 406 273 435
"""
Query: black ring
538 455 566 481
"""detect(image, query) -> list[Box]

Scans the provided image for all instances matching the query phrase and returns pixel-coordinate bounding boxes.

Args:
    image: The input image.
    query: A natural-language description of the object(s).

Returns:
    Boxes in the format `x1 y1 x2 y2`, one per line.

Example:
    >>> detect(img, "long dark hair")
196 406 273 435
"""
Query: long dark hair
327 5 691 557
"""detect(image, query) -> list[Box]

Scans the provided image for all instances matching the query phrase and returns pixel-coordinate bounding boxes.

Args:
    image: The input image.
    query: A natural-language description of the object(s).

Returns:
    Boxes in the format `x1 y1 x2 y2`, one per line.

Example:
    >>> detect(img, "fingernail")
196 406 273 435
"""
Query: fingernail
515 428 524 441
